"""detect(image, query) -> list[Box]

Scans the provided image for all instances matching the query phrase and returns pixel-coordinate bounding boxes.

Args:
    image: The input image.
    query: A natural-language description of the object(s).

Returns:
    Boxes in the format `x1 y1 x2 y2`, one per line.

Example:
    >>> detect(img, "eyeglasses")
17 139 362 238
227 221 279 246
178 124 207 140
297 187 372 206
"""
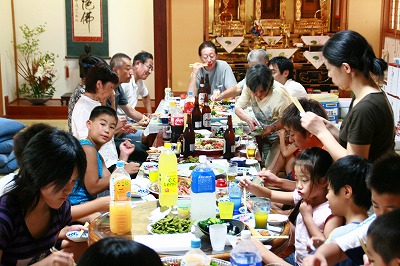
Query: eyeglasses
201 53 216 60
143 63 153 72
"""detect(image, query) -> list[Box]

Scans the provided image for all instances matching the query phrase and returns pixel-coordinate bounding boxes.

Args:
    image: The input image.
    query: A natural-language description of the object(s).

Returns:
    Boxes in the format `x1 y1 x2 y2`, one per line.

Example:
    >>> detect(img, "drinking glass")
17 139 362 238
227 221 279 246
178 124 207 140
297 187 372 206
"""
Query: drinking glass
227 162 238 182
228 182 242 215
209 224 227 251
246 140 257 159
252 197 271 229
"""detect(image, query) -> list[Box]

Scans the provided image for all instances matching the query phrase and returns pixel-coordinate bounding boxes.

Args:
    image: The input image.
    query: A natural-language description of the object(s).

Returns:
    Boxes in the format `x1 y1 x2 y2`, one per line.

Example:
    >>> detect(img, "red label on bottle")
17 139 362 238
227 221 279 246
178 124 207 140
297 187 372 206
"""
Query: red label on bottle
171 115 184 126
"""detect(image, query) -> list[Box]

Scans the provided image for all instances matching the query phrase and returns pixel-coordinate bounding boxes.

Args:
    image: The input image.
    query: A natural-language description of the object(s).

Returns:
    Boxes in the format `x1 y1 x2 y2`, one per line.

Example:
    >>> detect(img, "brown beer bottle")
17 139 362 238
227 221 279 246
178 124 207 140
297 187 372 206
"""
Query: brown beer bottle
202 93 211 131
183 114 195 158
204 73 211 95
192 96 202 130
198 76 206 106
223 115 236 160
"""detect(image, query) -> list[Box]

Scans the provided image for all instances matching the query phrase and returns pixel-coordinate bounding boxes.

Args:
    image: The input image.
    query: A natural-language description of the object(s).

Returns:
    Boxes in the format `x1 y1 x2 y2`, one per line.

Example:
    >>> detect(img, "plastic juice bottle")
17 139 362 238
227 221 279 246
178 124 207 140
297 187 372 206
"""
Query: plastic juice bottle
158 143 178 208
190 155 216 221
109 161 132 234
181 238 211 266
184 91 195 114
230 231 262 266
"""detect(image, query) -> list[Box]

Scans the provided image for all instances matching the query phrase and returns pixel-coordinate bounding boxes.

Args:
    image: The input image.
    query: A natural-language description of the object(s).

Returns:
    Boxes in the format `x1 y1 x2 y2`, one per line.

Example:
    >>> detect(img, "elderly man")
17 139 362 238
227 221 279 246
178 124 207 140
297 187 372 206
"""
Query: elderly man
212 49 269 101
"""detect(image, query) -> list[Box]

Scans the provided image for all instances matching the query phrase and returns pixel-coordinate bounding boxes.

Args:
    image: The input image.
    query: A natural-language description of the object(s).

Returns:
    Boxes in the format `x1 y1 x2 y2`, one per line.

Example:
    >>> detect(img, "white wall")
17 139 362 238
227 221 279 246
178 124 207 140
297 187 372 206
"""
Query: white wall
0 0 154 109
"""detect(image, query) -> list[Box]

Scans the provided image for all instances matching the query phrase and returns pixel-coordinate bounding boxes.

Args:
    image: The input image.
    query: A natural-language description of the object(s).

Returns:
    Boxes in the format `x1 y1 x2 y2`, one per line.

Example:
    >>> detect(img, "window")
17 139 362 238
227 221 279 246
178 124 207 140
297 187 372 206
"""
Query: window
383 0 400 36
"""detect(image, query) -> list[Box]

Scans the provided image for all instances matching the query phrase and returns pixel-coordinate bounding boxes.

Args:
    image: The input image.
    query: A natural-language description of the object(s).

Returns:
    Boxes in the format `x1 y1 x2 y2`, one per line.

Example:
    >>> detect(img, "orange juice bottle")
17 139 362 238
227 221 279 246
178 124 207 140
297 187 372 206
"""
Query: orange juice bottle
109 160 132 234
158 143 178 208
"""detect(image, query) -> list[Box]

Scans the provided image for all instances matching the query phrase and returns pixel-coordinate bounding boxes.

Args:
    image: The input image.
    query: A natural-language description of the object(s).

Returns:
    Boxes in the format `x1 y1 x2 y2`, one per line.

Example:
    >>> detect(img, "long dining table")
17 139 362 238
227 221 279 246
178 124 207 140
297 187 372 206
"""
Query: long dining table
88 200 292 261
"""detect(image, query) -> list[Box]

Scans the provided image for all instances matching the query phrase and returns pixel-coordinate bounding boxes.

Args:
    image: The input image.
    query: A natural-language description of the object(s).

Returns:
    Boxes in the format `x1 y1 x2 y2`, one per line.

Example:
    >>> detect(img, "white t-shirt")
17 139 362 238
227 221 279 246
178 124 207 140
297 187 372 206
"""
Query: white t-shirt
117 76 149 116
71 95 118 168
284 79 309 99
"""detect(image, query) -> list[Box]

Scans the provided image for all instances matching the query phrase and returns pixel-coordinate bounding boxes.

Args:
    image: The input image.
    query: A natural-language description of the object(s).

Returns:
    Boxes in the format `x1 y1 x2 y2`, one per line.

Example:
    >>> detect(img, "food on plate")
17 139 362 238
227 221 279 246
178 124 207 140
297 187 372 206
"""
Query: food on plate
197 217 244 236
195 138 224 151
179 156 199 164
146 149 159 154
150 215 193 234
195 132 205 138
259 229 271 236
150 176 191 196
197 217 225 234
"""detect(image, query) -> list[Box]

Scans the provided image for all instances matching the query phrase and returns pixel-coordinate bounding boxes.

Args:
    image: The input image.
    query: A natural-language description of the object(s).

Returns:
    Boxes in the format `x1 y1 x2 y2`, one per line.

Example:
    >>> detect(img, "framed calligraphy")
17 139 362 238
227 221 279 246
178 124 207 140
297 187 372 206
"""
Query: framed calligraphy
65 0 109 58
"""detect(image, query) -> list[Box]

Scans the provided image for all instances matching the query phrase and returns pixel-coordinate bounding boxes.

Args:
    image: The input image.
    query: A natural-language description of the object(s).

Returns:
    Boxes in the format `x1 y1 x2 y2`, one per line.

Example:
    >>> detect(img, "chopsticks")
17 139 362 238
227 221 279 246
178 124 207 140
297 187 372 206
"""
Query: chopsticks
50 247 77 265
77 222 89 238
189 63 208 68
358 236 368 254
281 88 305 113
252 235 289 239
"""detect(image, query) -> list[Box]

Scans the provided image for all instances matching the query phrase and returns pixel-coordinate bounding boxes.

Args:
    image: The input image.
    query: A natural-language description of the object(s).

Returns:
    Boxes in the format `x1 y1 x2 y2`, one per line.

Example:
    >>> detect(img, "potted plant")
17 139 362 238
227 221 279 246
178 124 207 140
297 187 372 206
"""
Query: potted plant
15 23 57 104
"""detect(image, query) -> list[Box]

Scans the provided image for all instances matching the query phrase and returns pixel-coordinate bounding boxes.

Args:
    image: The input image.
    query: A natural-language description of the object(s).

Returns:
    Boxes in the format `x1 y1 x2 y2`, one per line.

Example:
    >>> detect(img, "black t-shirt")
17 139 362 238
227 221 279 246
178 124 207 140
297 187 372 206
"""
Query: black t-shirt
339 92 395 162
107 85 128 109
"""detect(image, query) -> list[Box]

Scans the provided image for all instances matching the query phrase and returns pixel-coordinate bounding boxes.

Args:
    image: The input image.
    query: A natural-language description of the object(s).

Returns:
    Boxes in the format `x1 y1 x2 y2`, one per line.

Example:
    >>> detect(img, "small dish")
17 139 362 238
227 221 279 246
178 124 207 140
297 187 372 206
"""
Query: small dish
66 230 88 242
197 219 244 237
231 157 246 167
268 214 288 225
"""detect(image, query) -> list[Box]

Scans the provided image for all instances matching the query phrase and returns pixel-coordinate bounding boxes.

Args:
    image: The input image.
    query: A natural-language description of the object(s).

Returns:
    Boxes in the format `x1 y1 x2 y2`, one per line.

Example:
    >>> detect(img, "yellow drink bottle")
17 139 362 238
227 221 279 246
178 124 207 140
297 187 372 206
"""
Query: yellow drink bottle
109 160 132 234
158 143 178 208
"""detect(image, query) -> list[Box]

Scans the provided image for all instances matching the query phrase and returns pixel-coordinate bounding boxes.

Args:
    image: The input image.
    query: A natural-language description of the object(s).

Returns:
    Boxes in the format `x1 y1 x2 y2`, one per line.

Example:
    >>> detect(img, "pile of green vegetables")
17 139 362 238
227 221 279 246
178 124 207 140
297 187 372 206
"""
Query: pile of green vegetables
150 216 193 234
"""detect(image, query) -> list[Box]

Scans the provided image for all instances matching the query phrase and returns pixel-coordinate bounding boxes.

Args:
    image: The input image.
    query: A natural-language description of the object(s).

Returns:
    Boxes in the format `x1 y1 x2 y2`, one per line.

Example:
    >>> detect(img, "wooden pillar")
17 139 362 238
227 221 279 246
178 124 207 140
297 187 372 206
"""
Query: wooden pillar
153 0 169 107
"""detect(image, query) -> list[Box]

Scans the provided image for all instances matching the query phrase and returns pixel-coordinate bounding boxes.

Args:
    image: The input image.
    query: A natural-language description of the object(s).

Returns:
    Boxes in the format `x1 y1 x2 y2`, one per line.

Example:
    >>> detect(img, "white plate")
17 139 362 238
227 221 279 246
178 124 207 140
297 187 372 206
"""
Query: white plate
66 230 88 242
268 213 288 225
147 223 195 235
177 163 225 177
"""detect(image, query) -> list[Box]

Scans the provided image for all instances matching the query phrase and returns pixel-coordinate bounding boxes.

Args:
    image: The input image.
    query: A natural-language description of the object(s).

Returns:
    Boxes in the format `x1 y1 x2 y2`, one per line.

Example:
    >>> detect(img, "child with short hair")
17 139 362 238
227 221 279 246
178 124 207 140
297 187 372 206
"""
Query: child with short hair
364 208 400 266
303 152 400 266
309 155 372 266
68 106 134 222
241 147 343 266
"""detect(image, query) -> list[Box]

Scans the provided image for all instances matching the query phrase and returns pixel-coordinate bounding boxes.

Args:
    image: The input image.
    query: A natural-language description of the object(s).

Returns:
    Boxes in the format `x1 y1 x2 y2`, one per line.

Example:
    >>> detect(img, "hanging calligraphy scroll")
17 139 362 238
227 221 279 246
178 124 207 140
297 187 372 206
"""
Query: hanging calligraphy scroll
65 0 109 58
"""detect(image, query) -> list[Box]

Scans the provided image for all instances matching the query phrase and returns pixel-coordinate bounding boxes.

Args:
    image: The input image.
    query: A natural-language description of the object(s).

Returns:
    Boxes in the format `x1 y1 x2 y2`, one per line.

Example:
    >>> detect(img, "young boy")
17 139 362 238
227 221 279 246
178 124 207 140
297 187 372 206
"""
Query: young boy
259 98 328 191
364 208 400 266
68 106 134 222
303 152 400 266
309 155 372 266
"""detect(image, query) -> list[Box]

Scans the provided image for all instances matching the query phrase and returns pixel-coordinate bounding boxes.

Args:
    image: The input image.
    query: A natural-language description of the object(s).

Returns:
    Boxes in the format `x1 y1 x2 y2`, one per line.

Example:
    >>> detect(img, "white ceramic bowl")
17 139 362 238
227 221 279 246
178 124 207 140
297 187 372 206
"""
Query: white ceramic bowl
66 230 88 242
268 213 288 226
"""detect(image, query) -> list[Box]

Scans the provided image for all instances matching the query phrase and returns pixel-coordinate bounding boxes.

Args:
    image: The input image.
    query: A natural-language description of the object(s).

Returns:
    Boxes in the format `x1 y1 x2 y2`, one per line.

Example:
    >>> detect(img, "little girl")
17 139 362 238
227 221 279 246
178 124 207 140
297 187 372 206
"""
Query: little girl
240 147 343 266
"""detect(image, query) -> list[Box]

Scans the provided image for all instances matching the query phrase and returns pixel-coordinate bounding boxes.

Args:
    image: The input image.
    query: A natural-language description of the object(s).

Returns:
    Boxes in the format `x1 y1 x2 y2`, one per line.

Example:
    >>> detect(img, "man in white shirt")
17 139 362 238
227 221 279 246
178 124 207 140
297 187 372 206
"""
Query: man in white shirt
268 56 308 99
116 51 153 143
117 51 153 117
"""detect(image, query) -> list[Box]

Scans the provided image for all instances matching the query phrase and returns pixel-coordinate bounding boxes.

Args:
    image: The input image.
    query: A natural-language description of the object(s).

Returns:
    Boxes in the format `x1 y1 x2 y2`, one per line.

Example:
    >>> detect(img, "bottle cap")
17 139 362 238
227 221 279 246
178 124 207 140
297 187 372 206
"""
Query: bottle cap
116 161 124 168
191 238 201 248
216 178 227 187
199 155 207 164
164 142 172 149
